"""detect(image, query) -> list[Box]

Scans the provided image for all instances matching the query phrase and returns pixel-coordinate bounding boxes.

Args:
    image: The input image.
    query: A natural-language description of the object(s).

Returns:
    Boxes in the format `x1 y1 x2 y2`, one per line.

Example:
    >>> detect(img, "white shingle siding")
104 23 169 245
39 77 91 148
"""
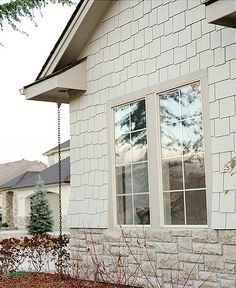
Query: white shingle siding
67 0 236 229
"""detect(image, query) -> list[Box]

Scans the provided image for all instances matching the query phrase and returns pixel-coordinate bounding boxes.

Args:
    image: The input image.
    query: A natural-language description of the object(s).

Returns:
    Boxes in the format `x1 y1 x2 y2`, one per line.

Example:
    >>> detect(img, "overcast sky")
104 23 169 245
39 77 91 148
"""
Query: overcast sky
0 3 78 164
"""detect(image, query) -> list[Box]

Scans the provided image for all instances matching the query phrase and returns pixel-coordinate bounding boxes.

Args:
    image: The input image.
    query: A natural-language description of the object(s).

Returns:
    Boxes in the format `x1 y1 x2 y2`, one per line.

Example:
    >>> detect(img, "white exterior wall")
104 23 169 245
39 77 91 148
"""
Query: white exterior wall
15 183 70 229
68 0 236 229
47 149 70 166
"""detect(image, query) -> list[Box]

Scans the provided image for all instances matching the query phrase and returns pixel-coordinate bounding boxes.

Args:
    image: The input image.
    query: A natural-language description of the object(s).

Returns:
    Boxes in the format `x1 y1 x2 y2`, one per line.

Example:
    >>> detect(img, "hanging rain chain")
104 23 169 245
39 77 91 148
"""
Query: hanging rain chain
57 102 63 272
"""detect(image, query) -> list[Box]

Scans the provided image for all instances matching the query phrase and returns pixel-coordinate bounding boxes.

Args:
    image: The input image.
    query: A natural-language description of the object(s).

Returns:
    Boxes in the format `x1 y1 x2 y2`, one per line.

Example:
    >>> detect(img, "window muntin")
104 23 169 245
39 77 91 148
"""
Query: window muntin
159 82 207 226
114 99 150 225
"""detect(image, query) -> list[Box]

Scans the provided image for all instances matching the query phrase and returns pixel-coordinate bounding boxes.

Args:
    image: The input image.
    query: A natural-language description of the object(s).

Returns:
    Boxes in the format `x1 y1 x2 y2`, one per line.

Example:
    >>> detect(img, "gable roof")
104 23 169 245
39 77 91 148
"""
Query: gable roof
43 140 70 156
37 0 112 79
0 160 46 186
21 0 112 103
0 157 70 189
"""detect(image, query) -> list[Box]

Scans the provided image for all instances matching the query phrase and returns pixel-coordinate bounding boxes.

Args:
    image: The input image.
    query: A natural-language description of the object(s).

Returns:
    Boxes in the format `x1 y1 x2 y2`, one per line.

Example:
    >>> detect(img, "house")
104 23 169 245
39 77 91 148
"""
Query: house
0 159 46 225
21 0 236 286
0 140 70 230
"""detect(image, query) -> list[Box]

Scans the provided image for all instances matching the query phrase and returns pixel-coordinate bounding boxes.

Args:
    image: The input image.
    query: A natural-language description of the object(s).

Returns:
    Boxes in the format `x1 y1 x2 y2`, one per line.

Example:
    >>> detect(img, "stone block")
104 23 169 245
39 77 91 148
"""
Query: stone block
155 242 178 254
192 230 218 243
224 263 235 273
156 253 179 269
177 237 192 253
192 21 202 40
178 253 204 263
193 243 222 255
146 229 172 242
204 255 224 272
220 279 236 288
219 230 236 244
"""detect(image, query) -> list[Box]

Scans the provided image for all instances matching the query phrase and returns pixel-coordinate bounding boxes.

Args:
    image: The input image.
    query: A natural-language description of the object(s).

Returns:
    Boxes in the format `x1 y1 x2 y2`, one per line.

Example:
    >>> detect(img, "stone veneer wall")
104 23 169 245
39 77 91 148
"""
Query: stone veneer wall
70 228 236 287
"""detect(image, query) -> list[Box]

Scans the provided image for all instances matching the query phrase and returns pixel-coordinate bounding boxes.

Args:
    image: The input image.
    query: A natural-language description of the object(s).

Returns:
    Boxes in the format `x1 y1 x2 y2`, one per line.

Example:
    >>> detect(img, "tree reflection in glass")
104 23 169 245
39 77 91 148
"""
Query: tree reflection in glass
114 99 150 225
160 82 207 225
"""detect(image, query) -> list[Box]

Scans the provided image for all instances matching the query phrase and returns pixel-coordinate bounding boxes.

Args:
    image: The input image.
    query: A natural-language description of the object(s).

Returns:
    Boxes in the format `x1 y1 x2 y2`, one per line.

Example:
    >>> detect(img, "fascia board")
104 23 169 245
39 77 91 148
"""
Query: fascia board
40 0 93 78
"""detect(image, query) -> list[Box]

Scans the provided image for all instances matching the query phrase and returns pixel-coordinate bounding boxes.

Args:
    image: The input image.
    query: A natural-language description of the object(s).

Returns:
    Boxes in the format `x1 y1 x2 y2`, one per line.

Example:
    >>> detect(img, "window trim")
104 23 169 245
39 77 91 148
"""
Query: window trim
107 69 211 229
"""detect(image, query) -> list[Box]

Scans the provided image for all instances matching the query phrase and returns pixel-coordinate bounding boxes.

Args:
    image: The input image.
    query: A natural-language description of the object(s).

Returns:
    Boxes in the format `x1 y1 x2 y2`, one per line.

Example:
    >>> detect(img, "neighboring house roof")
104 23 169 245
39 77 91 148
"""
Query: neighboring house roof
0 160 46 186
43 140 70 156
0 157 70 190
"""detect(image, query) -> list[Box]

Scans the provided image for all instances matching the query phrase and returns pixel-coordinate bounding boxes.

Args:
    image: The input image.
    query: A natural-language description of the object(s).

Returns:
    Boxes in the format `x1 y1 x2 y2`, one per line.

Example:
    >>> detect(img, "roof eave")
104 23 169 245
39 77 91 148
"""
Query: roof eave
21 58 87 103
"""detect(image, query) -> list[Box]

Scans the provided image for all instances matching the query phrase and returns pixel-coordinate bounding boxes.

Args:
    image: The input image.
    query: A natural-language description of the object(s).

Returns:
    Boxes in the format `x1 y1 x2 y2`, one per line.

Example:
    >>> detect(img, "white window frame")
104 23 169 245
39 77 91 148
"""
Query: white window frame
107 69 211 229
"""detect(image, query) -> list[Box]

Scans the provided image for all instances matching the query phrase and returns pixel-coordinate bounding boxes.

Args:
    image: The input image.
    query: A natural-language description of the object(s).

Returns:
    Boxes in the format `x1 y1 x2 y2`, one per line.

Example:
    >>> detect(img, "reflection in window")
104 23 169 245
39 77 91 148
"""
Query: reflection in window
114 99 150 225
160 82 207 225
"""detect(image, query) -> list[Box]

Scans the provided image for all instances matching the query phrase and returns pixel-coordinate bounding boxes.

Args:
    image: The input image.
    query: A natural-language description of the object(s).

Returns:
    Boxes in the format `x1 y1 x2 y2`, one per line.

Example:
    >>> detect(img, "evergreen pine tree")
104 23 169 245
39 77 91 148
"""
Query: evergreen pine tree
27 179 54 234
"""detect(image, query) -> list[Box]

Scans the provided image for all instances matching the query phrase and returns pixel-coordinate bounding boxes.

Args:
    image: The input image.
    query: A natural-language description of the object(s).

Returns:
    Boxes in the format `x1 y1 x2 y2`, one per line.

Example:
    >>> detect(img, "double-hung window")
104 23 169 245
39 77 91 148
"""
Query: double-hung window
110 77 208 227
159 82 207 226
114 100 150 225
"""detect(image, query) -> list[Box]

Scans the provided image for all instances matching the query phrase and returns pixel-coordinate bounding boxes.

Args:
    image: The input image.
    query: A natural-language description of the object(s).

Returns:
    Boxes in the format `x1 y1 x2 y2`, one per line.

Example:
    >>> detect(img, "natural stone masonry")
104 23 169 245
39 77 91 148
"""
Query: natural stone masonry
70 228 236 287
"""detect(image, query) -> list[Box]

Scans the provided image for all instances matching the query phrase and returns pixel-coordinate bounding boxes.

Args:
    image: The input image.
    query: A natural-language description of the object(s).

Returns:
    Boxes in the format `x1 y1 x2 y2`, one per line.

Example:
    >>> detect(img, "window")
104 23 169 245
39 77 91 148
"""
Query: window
159 82 207 225
109 74 208 227
114 99 150 225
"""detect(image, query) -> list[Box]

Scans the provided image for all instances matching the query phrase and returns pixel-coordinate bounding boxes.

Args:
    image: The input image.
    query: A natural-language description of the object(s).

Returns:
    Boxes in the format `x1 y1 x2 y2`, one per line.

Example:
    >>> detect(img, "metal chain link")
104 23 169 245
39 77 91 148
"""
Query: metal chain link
57 103 63 272
57 103 62 238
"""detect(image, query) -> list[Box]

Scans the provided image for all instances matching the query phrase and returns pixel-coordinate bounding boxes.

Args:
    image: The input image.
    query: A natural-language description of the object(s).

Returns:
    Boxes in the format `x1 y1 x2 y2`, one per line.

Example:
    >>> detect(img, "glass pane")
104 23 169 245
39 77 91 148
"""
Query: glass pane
117 195 133 225
116 165 132 195
180 83 202 120
164 192 185 225
131 100 146 131
115 134 132 165
184 154 205 189
186 190 207 225
182 117 203 155
160 90 181 123
133 162 149 193
114 104 130 138
134 194 150 225
162 158 183 191
161 122 182 158
131 130 147 162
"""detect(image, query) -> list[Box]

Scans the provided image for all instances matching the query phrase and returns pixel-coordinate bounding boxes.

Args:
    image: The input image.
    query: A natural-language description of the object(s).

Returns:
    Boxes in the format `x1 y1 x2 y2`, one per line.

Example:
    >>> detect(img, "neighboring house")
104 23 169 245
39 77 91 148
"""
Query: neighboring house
0 141 70 230
0 160 46 225
21 0 236 285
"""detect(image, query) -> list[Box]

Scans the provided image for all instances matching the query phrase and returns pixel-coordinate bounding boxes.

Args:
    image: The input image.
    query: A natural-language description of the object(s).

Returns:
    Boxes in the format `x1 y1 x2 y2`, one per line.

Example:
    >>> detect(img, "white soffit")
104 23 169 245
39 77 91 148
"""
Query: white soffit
206 0 236 28
22 60 86 103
